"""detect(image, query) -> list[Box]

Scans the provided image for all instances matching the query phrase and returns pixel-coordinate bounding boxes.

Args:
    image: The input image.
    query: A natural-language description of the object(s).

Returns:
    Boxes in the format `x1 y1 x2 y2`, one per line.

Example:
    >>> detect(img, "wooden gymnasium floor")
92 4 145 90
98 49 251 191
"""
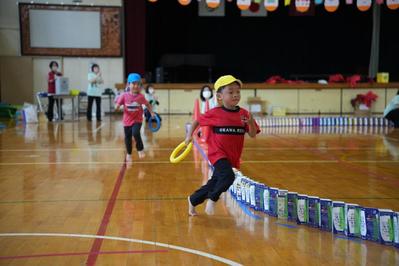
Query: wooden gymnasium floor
0 115 398 266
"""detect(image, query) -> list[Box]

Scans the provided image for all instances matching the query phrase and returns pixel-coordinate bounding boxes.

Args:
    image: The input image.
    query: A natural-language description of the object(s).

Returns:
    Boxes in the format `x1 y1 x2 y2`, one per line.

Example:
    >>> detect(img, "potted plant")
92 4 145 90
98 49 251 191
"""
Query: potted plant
350 91 378 116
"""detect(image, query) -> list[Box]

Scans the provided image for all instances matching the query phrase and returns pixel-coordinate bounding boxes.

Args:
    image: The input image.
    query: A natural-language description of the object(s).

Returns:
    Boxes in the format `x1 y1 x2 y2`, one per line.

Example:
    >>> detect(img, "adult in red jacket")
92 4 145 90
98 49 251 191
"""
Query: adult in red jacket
47 61 63 121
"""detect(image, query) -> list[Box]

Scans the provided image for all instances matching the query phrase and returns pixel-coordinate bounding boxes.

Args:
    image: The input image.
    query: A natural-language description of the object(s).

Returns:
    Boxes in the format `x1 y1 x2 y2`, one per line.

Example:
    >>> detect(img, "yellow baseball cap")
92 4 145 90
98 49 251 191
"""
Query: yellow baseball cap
214 75 243 91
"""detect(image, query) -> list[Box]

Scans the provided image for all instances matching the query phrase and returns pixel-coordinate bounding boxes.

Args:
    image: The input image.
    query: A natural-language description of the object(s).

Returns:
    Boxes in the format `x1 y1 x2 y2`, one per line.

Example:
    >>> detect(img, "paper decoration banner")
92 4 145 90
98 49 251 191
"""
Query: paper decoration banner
242 4 267 16
206 0 221 8
237 0 252 10
296 0 311 12
178 0 191 5
324 0 339 11
285 0 292 6
200 0 225 16
387 0 399 9
265 0 279 11
357 0 371 11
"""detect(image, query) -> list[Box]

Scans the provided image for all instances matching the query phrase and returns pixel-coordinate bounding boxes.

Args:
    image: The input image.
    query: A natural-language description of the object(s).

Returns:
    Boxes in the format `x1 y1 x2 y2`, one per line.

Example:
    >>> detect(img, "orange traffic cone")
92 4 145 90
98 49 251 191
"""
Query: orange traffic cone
193 98 200 121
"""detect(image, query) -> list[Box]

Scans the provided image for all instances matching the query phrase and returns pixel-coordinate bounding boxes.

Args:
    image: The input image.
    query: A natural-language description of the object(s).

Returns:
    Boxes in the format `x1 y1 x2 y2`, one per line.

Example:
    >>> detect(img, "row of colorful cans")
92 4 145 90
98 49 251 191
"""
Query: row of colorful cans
256 116 392 128
229 170 399 247
259 125 391 135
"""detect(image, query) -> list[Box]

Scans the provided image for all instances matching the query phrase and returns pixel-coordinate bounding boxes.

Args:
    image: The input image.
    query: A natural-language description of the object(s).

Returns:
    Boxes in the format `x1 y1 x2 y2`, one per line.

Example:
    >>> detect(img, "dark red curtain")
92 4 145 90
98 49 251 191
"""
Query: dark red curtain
124 0 146 78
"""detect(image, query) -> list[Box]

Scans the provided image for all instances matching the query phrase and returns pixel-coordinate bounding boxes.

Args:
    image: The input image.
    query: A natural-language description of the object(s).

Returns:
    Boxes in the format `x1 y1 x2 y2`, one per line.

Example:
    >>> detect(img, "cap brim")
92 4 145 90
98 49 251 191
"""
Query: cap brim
215 79 243 91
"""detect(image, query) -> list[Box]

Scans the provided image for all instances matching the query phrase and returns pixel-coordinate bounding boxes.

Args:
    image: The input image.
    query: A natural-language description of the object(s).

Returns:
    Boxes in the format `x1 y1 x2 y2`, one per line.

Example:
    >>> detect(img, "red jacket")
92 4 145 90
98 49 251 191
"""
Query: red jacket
48 71 62 94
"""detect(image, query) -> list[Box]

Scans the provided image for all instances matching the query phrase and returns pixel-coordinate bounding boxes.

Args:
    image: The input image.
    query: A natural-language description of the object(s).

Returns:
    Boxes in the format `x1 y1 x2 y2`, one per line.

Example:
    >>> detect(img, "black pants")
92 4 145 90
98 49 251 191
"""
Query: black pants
189 158 235 206
124 123 144 155
385 109 399 128
87 96 101 121
47 96 63 121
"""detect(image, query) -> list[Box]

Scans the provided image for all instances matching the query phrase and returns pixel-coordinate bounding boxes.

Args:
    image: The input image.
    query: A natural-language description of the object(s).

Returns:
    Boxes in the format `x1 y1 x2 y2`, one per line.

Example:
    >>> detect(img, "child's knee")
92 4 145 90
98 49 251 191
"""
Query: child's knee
220 169 235 189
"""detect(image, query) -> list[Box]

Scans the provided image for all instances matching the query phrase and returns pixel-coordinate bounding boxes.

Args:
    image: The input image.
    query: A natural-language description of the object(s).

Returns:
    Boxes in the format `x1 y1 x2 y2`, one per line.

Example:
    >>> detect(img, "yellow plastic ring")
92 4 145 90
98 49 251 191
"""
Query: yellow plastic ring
170 141 193 163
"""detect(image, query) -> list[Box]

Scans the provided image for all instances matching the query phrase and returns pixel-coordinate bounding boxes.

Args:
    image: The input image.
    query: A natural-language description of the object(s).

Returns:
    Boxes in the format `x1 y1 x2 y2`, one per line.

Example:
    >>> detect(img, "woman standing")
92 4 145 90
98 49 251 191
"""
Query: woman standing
87 63 104 121
47 61 63 121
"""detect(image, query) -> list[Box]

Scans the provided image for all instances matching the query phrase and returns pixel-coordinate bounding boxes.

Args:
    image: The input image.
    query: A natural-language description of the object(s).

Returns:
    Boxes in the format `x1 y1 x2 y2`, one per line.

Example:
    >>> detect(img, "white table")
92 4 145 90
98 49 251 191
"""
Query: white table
52 94 77 121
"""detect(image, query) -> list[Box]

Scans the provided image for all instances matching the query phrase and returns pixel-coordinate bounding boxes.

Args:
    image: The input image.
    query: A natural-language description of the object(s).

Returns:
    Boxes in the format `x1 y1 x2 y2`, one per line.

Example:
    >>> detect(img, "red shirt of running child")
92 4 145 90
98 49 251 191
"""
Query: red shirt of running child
116 92 149 126
198 106 260 169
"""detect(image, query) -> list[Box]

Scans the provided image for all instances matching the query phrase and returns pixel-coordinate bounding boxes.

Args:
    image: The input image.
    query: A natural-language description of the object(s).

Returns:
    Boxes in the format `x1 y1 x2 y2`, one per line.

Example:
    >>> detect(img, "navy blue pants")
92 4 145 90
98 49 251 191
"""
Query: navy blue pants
124 123 143 155
189 158 235 206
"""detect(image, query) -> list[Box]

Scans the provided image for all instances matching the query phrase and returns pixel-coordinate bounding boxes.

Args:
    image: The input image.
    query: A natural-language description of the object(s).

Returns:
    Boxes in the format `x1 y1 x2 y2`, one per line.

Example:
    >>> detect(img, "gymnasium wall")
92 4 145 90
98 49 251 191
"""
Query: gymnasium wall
148 86 398 115
0 0 123 105
145 1 399 83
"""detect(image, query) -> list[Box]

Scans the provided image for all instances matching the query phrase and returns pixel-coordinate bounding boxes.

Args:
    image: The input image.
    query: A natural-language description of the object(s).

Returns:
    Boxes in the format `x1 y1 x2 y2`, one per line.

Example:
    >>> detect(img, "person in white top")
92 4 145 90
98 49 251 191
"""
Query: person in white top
144 84 161 122
200 85 218 113
87 64 104 121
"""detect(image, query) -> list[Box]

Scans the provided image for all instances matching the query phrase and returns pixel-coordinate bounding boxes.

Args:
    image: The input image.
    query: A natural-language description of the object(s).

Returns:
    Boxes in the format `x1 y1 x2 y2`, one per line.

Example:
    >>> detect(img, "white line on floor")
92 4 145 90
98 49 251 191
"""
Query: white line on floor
0 160 397 166
0 233 242 266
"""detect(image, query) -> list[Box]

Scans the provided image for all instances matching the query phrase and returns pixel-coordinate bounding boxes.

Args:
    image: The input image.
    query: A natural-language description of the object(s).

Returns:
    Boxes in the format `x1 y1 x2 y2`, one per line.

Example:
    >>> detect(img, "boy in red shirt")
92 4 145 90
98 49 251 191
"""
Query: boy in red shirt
115 73 155 162
185 75 260 216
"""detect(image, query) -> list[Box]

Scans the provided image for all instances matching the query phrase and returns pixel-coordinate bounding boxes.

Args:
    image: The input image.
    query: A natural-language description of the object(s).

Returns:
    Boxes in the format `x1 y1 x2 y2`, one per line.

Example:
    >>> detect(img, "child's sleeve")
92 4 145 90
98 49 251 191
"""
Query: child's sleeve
140 94 150 105
244 111 261 134
116 93 125 105
197 109 216 127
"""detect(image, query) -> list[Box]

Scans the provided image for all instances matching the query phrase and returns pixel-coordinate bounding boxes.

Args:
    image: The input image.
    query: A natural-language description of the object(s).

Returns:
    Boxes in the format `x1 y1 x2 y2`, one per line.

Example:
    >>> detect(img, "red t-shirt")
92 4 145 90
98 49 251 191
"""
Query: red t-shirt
198 106 260 169
117 92 148 126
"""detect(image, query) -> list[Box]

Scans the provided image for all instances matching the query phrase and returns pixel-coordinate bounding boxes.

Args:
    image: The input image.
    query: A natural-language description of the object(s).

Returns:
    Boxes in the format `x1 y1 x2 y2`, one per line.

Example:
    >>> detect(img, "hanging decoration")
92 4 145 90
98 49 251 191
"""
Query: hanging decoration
324 0 339 11
249 2 261 12
206 0 221 8
265 0 279 11
357 0 372 10
387 0 399 9
295 0 311 12
146 0 398 12
178 0 192 5
237 0 251 10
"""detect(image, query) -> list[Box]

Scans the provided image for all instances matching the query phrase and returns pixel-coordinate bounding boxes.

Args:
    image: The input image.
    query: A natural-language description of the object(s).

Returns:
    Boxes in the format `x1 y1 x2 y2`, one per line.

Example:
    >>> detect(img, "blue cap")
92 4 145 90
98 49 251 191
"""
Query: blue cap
127 73 141 83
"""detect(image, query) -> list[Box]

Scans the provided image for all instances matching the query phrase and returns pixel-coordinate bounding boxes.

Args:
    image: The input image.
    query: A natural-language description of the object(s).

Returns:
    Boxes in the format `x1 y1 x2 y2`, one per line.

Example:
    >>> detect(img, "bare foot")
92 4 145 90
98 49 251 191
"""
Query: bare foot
205 199 216 215
138 151 145 159
188 197 197 216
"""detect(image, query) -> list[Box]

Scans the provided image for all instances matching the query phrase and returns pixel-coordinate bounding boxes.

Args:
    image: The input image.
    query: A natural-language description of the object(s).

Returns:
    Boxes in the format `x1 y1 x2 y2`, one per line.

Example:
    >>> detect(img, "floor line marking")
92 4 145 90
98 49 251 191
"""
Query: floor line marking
92 123 106 133
0 249 168 260
0 147 389 152
236 200 262 220
0 160 397 166
0 197 188 204
1 196 398 205
0 233 242 266
271 134 399 185
86 161 127 266
275 223 297 229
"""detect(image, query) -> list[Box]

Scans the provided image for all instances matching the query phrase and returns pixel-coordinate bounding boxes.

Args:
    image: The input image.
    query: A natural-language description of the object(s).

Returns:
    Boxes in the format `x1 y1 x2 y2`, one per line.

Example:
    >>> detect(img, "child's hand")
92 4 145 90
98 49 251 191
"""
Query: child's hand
150 112 155 118
248 113 254 123
242 113 254 124
185 135 192 145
